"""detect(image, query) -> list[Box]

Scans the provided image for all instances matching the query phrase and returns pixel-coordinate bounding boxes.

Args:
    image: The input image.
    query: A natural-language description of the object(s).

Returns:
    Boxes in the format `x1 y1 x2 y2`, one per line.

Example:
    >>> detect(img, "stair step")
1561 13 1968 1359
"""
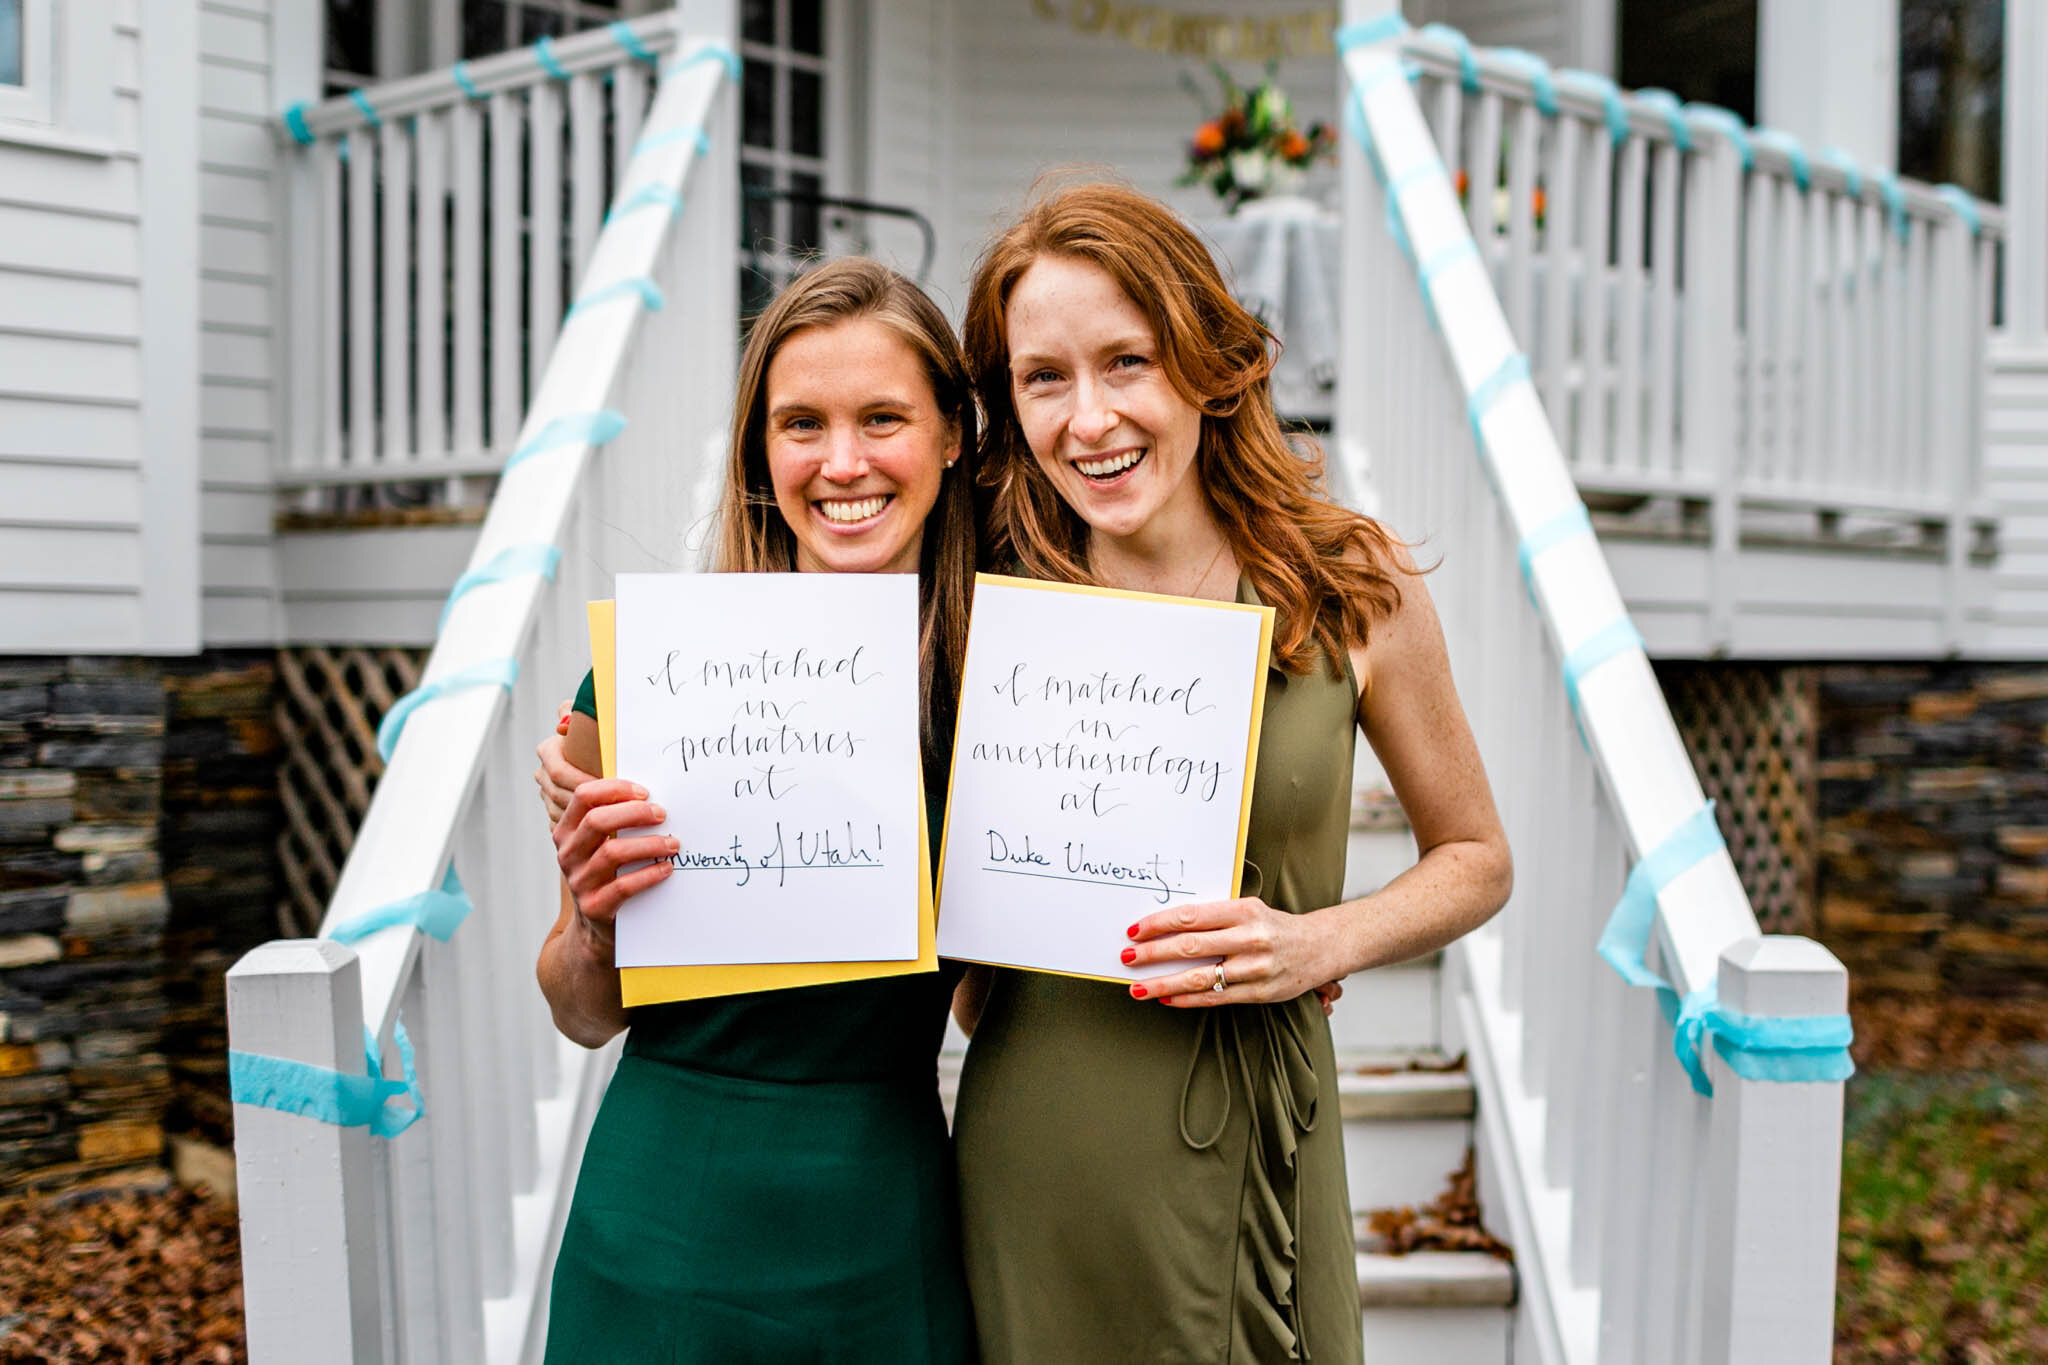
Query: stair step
1354 1249 1516 1309
1327 955 1440 1054
1336 1056 1474 1121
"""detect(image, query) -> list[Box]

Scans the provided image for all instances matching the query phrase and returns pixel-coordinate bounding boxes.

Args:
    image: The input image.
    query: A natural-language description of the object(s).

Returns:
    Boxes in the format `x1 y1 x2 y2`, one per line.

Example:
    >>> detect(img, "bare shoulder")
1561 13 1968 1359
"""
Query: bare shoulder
1342 535 1442 711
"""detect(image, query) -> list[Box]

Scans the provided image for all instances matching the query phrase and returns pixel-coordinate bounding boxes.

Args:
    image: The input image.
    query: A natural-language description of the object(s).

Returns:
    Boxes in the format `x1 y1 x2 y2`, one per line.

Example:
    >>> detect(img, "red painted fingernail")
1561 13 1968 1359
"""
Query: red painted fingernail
1120 947 1136 965
1126 923 1140 939
1130 984 1147 999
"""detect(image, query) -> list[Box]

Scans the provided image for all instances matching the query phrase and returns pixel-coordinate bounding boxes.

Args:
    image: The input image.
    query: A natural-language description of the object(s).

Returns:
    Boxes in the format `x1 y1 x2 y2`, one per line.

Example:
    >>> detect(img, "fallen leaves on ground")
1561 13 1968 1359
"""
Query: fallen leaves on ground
1849 992 2048 1073
0 1185 245 1364
1364 1147 1513 1261
1837 1061 2048 1363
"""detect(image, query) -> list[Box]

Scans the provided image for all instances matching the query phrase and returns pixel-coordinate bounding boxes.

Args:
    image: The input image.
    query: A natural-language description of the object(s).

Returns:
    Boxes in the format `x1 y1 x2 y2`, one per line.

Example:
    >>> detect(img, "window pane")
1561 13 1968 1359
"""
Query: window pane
789 171 822 254
742 160 775 251
743 0 775 46
519 5 566 44
1898 0 2003 199
790 0 823 56
461 0 510 60
328 0 377 80
742 60 774 149
789 67 821 159
0 0 21 88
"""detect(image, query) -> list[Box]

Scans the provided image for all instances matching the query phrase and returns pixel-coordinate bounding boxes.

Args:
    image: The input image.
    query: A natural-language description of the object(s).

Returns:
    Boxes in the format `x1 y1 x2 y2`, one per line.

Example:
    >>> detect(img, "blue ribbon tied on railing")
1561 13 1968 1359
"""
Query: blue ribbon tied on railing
666 41 742 82
1415 23 1479 93
376 657 519 762
606 183 684 226
230 1021 423 1139
565 276 666 322
1597 803 1855 1095
1334 11 1407 53
608 21 659 64
503 408 629 473
327 865 473 946
438 542 562 628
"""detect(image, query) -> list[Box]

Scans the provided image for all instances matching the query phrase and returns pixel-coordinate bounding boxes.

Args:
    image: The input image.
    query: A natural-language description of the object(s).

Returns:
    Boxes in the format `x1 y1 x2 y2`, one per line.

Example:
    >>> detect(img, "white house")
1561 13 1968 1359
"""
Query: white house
1 1 2042 1361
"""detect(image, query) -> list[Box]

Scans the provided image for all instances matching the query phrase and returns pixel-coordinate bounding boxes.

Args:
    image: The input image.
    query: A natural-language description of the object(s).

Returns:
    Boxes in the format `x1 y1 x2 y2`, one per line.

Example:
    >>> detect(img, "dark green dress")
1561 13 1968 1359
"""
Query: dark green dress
952 581 1365 1364
544 676 976 1365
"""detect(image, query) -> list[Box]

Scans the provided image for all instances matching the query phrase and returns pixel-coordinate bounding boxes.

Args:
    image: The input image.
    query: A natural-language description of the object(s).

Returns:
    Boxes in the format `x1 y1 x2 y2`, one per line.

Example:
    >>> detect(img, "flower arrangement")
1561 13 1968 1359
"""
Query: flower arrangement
1177 64 1333 211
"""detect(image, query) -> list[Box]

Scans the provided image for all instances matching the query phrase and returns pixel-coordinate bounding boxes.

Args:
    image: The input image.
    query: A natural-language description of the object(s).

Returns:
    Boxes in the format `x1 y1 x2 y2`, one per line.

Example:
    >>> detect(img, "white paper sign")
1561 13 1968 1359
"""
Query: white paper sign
612 573 922 967
936 575 1271 981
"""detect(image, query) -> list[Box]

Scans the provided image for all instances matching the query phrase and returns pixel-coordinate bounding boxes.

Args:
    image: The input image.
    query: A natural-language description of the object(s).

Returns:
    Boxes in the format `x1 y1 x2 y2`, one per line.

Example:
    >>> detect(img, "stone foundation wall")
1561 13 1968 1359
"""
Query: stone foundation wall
1816 665 2048 999
0 655 281 1192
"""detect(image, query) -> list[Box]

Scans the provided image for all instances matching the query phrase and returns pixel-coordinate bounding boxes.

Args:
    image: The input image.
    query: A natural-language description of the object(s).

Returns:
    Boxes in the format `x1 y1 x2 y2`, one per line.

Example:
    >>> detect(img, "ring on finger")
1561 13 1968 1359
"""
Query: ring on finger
1212 963 1227 993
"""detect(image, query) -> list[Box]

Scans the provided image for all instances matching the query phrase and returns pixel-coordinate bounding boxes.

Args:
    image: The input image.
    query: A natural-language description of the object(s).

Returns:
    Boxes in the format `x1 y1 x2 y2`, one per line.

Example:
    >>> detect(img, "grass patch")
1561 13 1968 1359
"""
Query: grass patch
1837 1064 2048 1362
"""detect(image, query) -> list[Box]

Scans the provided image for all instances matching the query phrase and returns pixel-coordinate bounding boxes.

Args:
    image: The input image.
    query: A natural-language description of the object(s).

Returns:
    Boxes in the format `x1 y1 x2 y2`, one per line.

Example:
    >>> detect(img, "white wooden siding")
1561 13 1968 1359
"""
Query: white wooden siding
0 6 148 653
198 0 286 645
1982 343 2048 656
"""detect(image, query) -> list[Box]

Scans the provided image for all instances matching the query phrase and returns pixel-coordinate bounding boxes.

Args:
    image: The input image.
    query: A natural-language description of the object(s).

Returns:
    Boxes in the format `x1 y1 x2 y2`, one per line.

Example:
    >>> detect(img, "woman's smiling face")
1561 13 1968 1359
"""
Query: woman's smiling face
764 316 955 575
1004 254 1206 546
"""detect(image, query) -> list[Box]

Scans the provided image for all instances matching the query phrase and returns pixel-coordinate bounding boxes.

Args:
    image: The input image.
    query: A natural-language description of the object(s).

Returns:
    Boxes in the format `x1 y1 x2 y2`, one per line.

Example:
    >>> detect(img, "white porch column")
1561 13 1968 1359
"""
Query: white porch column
2005 0 2048 342
1756 0 1898 165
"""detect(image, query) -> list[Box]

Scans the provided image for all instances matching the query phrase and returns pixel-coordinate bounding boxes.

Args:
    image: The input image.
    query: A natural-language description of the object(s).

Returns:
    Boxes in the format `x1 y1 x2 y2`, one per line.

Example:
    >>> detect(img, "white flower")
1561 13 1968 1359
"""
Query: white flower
1229 150 1272 193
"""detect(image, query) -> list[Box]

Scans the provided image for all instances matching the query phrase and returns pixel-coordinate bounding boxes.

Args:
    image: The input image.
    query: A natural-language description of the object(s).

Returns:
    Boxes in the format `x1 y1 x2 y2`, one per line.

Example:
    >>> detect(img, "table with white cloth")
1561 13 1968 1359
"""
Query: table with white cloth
1194 196 1341 426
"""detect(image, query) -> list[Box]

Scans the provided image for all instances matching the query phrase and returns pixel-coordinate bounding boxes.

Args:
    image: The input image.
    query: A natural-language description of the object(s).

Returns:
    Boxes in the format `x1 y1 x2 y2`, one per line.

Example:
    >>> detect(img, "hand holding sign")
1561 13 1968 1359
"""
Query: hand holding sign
936 575 1273 981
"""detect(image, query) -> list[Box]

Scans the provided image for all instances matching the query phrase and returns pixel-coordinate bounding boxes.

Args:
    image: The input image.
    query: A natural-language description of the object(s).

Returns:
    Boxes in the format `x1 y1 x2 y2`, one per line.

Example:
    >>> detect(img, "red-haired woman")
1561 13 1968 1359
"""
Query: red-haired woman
949 180 1513 1364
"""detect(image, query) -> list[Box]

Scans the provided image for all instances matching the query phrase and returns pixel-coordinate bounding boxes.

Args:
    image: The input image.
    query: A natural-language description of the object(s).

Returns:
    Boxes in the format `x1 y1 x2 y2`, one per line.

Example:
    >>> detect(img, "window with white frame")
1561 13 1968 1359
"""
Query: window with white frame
461 0 657 59
0 0 52 123
739 0 828 311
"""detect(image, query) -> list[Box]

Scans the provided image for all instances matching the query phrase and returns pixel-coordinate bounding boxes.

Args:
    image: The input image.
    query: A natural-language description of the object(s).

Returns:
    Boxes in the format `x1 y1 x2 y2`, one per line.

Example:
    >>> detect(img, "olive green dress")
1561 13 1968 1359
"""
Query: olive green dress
953 582 1364 1365
544 675 977 1365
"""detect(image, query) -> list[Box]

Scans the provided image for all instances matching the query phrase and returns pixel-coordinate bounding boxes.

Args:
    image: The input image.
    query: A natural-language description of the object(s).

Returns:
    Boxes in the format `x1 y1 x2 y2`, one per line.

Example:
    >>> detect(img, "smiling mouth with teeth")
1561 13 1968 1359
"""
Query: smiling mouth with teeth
1074 449 1146 480
817 494 892 524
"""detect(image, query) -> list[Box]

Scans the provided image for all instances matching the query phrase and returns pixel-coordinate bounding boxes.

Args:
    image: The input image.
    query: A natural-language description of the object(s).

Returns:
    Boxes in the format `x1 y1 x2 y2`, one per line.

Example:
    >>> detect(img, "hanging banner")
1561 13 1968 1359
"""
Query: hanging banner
1029 0 1341 62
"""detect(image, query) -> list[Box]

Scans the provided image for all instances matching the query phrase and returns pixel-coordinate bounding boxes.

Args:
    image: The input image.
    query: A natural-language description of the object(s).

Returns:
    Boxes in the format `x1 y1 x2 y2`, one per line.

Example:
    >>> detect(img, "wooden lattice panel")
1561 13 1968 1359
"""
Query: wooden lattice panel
275 647 427 935
1655 663 1818 937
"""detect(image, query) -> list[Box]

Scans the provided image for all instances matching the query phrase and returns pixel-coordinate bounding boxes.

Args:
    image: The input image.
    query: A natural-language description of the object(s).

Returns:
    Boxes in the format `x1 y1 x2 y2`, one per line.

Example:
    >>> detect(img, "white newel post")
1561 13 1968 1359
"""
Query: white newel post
228 940 386 1364
1696 936 1849 1365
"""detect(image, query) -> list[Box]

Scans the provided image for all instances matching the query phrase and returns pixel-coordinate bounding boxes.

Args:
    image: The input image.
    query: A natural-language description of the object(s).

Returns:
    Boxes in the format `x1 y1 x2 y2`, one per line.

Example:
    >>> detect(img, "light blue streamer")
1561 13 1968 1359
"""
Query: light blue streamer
1465 352 1530 455
1705 998 1856 1085
1416 23 1479 94
438 542 562 628
1334 11 1407 51
1936 184 1981 236
1489 47 1557 116
605 183 684 224
1875 171 1909 241
565 276 666 321
327 865 472 946
229 1021 422 1139
608 20 658 63
1515 502 1593 601
1819 146 1862 199
1560 616 1644 718
1556 69 1628 145
1352 56 1412 102
1632 89 1690 151
633 122 713 158
1420 237 1479 285
1682 102 1752 170
534 35 570 81
1595 801 1724 993
1751 127 1810 191
666 42 742 82
452 61 483 100
283 102 315 145
375 657 519 762
502 409 629 472
348 88 382 128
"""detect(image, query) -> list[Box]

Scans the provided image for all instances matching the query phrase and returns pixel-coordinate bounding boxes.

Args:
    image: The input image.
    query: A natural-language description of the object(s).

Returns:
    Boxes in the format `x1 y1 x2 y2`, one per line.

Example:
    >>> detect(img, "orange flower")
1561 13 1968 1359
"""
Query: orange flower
1192 121 1225 157
1532 187 1547 220
1455 168 1469 199
1278 129 1310 161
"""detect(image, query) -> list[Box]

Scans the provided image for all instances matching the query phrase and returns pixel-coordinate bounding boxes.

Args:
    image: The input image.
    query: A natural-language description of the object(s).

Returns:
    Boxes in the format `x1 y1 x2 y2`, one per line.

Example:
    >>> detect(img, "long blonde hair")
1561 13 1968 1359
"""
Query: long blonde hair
715 258 979 780
965 181 1402 674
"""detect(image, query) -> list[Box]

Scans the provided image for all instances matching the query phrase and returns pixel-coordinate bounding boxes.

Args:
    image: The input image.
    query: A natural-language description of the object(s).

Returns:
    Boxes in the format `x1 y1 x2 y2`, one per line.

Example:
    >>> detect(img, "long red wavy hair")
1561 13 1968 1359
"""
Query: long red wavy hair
963 179 1403 675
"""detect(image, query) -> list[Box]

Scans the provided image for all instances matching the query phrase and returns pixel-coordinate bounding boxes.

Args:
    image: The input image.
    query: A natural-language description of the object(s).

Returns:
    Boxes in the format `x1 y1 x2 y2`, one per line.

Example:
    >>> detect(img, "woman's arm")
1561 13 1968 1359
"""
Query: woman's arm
951 964 994 1036
536 712 676 1046
1123 566 1512 1005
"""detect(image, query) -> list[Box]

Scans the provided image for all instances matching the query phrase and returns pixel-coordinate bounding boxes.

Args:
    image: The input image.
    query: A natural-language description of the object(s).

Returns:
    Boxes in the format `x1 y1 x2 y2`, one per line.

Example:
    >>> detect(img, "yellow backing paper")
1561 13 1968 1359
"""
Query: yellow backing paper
586 600 937 1007
934 572 1275 985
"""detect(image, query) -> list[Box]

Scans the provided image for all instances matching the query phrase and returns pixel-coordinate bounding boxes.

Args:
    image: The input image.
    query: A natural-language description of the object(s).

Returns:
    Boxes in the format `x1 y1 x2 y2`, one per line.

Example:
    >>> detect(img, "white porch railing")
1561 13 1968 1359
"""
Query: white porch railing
1389 25 2005 648
273 12 700 501
227 5 739 1360
1341 9 1852 1364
